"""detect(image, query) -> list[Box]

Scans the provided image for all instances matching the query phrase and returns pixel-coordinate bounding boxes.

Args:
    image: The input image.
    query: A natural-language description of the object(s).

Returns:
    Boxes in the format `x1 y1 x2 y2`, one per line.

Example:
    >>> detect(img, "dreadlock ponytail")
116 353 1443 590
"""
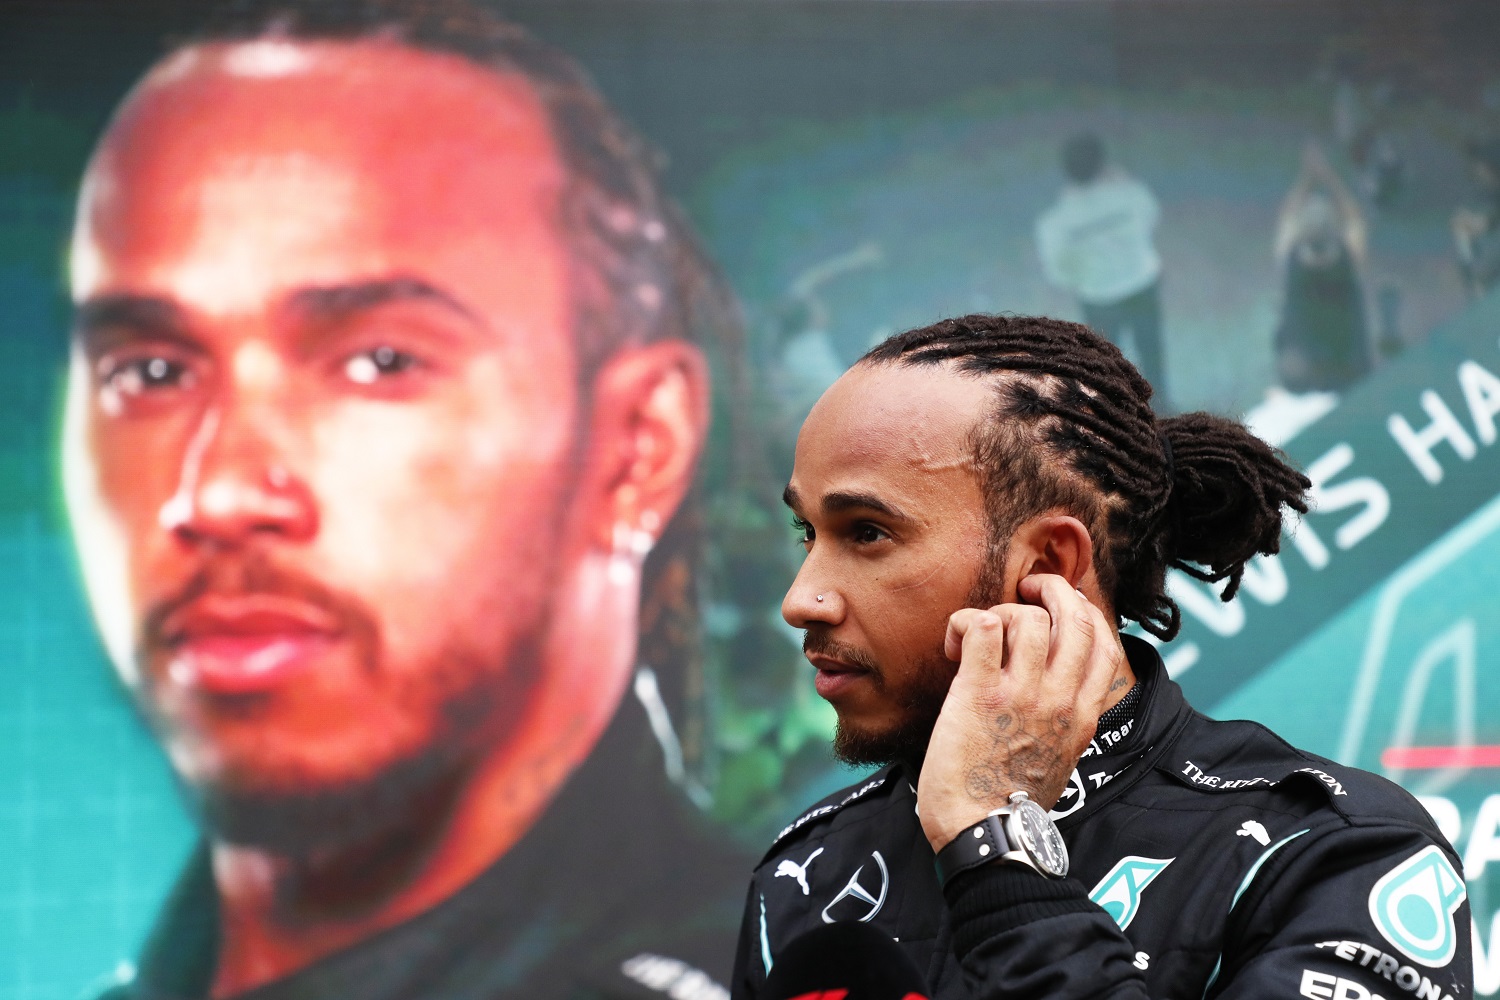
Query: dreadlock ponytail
1140 413 1311 639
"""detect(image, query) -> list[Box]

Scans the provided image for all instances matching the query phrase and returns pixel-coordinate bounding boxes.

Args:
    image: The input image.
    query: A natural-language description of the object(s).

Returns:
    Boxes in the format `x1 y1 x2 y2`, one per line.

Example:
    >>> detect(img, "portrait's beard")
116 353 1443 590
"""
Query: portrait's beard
819 545 1009 770
135 552 545 859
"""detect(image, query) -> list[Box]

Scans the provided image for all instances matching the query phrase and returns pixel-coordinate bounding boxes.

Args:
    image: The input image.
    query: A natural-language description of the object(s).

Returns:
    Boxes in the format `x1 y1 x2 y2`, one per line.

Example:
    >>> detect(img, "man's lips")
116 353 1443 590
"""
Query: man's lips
159 595 342 695
807 652 872 700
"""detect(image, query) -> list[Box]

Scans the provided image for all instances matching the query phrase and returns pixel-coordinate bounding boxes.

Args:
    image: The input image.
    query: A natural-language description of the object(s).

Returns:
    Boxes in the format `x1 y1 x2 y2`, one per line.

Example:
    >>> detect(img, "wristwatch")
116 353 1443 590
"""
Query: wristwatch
934 791 1070 887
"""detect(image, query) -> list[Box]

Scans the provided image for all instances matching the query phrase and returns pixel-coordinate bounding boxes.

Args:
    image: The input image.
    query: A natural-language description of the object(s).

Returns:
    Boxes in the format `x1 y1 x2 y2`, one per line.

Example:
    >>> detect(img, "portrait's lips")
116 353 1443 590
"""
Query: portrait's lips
160 594 342 695
807 652 872 701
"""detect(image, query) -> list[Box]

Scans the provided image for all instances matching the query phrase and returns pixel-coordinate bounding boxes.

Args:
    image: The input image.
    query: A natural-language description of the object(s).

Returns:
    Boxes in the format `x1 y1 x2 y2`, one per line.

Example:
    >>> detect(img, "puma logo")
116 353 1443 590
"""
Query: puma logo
774 847 824 896
1237 820 1271 846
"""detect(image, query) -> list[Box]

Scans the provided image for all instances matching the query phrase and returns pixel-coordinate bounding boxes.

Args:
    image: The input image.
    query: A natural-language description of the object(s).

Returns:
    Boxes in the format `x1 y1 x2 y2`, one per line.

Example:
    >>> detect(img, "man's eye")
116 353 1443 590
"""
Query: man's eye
344 346 419 384
790 516 814 545
101 356 192 396
852 522 888 545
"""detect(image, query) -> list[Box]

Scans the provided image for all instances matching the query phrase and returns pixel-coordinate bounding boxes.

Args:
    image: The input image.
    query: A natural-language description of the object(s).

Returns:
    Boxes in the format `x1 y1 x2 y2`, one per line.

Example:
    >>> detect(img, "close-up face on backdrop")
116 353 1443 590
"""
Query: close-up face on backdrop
63 39 587 838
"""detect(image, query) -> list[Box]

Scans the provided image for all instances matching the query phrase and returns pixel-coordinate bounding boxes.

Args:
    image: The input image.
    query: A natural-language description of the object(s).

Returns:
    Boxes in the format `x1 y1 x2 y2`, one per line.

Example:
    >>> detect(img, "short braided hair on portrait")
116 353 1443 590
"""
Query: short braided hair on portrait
860 314 1312 641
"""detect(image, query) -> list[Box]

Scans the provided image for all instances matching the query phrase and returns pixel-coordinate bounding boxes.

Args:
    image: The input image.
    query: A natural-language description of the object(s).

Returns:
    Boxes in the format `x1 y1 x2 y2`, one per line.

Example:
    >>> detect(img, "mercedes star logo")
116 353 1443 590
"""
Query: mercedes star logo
820 850 889 924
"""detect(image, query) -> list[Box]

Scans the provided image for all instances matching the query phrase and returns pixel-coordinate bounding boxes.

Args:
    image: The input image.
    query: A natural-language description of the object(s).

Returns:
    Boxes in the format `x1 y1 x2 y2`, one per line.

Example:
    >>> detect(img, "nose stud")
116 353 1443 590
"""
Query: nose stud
816 594 824 602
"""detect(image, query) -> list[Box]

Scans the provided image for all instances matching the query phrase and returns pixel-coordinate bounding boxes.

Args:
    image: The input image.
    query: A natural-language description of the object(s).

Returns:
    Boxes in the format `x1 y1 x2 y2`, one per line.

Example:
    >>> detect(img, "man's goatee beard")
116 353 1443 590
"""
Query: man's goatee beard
831 653 953 770
832 714 938 770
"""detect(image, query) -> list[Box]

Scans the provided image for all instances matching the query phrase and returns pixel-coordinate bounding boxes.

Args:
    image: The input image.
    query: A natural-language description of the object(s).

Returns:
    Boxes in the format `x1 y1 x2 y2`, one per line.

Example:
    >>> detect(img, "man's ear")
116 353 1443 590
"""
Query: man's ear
578 339 709 548
1007 513 1095 590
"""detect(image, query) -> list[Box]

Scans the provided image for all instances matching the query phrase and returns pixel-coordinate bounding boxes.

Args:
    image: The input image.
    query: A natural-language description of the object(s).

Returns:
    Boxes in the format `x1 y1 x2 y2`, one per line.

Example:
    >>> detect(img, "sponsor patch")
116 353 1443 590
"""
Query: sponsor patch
1051 768 1087 819
1294 767 1348 797
1314 940 1461 1000
774 776 888 844
1299 969 1386 1000
1088 856 1173 930
820 851 889 924
1168 760 1352 799
774 847 823 896
1236 820 1271 846
1367 847 1466 968
1176 759 1277 790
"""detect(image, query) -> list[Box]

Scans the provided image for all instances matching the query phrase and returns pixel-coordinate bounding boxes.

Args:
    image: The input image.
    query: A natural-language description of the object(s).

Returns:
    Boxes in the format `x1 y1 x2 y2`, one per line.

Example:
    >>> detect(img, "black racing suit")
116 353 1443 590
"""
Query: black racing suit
733 636 1473 1000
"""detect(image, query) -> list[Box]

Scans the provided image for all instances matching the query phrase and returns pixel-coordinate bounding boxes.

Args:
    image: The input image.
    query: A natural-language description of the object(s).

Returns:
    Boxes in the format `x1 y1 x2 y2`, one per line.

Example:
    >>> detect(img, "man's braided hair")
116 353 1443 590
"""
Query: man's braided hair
861 314 1312 640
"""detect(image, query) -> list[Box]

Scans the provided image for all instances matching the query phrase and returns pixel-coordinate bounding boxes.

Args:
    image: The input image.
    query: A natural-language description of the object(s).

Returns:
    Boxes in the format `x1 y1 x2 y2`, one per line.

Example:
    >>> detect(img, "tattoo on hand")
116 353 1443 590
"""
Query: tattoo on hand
1109 676 1128 692
964 765 1000 801
964 717 1070 806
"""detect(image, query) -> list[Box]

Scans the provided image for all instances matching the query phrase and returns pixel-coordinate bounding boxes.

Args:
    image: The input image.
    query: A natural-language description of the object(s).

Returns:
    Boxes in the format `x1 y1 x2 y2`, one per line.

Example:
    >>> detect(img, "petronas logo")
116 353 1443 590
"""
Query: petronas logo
1368 846 1466 967
1088 856 1173 930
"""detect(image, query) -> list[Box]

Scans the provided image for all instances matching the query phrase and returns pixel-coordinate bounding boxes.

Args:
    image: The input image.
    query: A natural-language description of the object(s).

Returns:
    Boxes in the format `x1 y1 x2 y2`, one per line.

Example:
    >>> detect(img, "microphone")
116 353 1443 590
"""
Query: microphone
764 921 932 1000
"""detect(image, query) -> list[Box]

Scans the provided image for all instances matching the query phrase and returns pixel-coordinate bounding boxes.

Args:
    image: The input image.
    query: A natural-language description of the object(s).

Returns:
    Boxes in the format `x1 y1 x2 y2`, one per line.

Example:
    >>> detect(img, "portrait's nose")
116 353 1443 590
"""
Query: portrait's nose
159 401 317 548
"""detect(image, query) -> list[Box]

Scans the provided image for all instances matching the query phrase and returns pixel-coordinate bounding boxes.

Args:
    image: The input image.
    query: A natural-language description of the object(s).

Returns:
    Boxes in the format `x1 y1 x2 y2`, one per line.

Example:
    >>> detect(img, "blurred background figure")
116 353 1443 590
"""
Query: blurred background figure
1035 132 1171 411
767 242 884 421
1332 75 1407 210
1272 143 1375 394
1453 135 1500 300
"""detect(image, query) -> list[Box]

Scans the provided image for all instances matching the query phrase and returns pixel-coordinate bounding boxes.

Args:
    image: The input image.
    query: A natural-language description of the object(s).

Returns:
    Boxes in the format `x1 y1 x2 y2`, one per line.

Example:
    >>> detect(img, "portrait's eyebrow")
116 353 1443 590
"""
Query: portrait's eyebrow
72 293 191 345
288 276 485 330
782 484 803 513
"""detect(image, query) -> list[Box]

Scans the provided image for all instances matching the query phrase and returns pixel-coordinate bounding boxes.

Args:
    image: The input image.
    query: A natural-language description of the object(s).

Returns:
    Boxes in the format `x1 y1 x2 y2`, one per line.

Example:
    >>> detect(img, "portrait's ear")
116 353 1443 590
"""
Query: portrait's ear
580 339 710 546
1007 513 1095 591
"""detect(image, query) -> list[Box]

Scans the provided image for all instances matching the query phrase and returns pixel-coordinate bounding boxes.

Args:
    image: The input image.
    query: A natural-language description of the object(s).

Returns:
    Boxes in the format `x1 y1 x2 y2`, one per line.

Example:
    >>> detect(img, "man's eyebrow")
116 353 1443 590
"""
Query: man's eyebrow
821 490 910 521
72 293 190 343
288 276 485 330
782 484 910 521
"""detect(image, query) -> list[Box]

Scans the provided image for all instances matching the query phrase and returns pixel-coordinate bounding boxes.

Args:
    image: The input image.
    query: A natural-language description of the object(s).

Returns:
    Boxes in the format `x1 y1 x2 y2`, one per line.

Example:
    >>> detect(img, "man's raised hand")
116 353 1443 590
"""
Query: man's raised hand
916 574 1125 852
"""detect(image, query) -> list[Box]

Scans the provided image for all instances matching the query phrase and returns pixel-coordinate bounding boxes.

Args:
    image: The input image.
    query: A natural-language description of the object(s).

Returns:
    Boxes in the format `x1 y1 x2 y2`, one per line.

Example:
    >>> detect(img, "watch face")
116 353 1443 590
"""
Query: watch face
1012 800 1070 877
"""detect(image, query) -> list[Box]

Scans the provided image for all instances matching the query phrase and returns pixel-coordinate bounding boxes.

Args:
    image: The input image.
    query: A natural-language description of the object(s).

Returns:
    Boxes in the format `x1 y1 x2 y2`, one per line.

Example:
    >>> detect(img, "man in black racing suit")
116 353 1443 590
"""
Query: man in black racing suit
732 314 1471 1000
736 635 1471 999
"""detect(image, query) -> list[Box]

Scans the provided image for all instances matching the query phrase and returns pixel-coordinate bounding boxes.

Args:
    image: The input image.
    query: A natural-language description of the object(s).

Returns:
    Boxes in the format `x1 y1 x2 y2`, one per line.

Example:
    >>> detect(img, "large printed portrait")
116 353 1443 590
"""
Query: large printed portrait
25 2 766 997
4 1 1500 997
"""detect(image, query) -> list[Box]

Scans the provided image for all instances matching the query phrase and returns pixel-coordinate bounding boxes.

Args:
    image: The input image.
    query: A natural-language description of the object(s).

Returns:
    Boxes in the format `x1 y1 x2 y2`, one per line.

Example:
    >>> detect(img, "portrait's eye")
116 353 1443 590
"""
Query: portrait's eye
99 355 193 397
851 522 888 545
343 345 419 385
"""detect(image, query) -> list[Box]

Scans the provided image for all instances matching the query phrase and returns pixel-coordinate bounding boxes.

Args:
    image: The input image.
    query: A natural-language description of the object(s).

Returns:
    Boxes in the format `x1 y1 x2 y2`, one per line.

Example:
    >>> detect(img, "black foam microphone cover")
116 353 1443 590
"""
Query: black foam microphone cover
763 921 932 1000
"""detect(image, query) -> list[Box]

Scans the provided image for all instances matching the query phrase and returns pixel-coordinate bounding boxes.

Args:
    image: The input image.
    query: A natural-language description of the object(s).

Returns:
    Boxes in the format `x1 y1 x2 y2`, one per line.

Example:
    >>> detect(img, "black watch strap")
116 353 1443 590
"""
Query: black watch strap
934 813 1020 889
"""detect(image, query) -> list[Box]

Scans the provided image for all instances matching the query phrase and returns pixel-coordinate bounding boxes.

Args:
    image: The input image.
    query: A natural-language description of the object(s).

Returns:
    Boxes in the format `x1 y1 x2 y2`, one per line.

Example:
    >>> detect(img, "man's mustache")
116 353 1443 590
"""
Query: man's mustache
142 553 370 652
802 627 881 674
